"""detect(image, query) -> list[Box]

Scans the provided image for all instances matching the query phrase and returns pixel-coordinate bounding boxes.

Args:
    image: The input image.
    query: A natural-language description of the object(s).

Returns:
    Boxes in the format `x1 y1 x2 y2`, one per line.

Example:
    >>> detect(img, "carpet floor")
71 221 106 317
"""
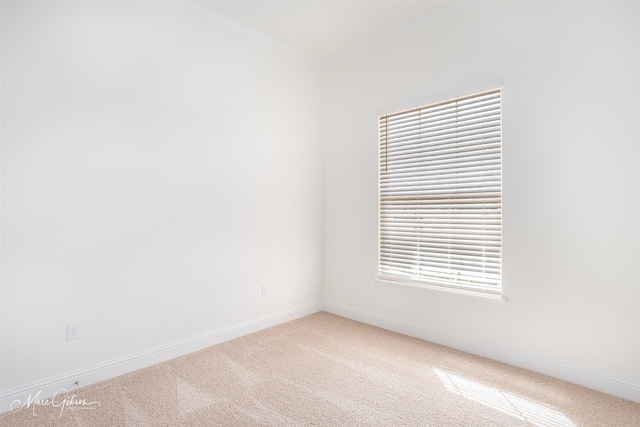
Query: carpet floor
1 312 639 426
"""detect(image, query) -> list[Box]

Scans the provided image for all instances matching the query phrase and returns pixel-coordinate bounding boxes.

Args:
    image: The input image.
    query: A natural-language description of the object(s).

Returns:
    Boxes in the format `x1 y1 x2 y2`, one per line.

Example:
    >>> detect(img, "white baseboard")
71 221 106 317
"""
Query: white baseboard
322 300 640 403
4 299 637 414
0 301 323 414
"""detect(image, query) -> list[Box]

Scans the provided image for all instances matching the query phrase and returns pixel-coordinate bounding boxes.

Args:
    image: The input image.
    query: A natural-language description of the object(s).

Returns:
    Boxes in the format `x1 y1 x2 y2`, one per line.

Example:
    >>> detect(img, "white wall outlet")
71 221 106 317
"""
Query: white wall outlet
67 323 80 341
261 284 268 296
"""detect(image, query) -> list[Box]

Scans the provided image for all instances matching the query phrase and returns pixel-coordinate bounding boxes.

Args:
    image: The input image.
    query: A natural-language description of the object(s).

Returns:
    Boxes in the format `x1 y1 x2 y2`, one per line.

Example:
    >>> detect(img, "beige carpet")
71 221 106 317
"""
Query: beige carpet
1 312 639 426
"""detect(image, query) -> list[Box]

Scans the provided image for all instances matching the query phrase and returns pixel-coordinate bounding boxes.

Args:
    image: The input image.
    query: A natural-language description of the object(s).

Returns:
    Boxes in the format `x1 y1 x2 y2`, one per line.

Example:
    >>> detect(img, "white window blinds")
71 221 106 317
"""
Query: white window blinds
379 88 502 295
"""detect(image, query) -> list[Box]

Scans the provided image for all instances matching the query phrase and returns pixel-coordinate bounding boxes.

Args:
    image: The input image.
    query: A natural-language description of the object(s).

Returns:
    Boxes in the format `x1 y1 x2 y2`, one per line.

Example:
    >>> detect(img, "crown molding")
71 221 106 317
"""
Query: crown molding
167 1 322 68
323 0 485 68
169 1 487 70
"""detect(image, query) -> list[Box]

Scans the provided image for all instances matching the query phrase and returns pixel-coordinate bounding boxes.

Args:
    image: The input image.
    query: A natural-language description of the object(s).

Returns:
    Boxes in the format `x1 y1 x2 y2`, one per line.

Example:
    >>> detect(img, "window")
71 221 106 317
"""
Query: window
378 88 502 296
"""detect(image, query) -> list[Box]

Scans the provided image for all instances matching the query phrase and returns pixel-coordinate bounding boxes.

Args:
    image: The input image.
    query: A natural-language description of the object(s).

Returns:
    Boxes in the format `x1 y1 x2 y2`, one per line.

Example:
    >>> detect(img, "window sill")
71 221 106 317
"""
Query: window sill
372 278 508 303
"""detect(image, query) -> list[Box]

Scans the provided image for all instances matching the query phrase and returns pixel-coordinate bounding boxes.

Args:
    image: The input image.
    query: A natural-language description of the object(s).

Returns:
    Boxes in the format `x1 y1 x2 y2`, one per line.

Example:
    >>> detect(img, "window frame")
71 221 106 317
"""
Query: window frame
377 88 503 298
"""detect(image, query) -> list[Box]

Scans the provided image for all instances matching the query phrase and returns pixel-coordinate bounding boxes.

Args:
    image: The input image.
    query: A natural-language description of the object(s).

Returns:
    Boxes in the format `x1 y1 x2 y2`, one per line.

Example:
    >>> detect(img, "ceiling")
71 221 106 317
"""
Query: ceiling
193 1 455 61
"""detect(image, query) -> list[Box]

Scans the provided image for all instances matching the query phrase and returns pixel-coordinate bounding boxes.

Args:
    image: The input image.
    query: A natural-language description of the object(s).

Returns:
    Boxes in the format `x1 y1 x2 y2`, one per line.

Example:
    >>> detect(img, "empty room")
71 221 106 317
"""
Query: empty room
1 0 639 425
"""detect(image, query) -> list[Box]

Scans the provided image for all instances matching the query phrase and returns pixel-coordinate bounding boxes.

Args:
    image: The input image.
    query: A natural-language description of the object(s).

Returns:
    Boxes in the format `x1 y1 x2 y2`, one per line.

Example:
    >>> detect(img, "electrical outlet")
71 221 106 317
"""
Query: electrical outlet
261 284 268 296
67 323 80 341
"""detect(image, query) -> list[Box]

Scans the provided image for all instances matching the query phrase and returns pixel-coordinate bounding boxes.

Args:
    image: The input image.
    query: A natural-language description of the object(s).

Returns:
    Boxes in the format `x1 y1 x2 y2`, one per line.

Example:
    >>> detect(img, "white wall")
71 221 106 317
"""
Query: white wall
2 0 639 407
323 1 640 399
1 1 322 392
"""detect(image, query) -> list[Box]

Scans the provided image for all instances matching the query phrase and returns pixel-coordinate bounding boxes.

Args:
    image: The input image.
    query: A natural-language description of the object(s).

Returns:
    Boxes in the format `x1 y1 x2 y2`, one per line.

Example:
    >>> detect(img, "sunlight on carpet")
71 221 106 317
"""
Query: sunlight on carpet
434 368 575 427
1 312 638 426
